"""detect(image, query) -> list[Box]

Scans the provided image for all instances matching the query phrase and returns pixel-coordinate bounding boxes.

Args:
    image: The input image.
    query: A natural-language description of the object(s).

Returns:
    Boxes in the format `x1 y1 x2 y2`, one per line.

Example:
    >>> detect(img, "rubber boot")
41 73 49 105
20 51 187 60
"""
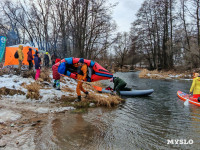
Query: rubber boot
74 96 81 102
85 91 89 98
53 83 56 88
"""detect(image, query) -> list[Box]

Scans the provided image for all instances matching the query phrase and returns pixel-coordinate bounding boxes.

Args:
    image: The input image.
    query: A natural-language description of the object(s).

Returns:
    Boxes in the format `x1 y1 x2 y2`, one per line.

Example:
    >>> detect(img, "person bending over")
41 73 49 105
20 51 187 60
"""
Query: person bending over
110 77 127 95
75 58 89 102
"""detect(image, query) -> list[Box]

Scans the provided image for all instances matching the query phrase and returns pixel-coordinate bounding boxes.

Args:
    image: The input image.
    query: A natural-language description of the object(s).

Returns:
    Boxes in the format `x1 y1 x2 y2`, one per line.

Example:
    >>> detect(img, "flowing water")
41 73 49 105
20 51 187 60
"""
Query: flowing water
10 72 200 150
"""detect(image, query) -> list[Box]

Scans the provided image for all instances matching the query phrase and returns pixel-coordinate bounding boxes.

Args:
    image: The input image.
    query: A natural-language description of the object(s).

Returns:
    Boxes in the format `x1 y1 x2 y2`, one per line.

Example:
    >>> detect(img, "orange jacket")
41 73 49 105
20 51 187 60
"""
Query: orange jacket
77 64 87 80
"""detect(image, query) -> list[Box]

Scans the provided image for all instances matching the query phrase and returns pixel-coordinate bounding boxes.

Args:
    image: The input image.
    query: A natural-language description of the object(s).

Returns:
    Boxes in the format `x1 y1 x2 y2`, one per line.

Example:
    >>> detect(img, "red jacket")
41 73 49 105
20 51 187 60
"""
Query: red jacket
27 50 33 61
52 65 60 80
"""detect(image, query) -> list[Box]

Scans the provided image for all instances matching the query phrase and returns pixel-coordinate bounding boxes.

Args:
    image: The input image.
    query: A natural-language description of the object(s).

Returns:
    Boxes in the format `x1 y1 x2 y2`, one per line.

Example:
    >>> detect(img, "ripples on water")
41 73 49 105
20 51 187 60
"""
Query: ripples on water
88 72 200 150
33 72 200 150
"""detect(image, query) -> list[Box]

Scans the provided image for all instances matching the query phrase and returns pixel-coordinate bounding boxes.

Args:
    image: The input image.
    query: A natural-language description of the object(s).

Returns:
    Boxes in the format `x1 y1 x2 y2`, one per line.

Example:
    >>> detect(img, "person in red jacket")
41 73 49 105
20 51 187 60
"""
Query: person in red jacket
52 58 61 90
27 48 33 70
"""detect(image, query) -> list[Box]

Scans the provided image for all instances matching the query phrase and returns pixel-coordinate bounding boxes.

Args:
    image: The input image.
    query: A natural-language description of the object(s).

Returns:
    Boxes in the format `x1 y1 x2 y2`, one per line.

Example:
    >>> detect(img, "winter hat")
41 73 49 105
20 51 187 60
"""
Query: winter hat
29 48 32 51
35 51 39 55
46 52 48 55
78 58 84 63
55 58 61 64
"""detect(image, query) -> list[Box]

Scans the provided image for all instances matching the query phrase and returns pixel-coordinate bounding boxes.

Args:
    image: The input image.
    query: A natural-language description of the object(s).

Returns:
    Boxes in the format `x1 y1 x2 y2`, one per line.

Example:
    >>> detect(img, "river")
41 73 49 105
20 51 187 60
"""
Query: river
5 71 200 150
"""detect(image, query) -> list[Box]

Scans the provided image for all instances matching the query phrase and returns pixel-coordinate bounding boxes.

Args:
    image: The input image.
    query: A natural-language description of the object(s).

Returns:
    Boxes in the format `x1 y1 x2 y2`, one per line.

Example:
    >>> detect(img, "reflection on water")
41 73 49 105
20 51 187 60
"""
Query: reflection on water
33 72 200 150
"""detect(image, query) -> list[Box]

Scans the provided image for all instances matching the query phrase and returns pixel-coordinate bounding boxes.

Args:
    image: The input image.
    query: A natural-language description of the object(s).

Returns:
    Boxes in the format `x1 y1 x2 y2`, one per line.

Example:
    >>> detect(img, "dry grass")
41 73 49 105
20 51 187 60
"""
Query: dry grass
26 82 41 100
81 81 123 107
56 81 123 108
21 70 35 78
85 92 123 107
62 85 74 93
60 95 76 102
60 77 67 84
20 82 27 88
0 68 9 76
40 69 51 82
0 87 25 96
139 69 191 79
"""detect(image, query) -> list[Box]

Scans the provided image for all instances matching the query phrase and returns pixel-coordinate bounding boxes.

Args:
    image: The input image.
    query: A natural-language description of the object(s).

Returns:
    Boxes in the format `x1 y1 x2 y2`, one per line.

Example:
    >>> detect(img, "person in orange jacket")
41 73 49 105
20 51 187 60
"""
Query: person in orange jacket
190 73 200 98
75 58 89 102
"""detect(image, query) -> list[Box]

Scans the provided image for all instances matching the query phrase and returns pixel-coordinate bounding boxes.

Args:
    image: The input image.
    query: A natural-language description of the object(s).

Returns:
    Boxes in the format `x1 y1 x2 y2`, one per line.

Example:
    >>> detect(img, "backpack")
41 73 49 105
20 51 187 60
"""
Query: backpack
14 51 19 59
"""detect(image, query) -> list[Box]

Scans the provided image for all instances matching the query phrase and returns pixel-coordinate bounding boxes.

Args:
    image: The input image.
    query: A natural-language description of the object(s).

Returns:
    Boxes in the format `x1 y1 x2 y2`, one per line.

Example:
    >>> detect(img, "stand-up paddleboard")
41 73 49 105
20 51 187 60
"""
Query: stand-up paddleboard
177 91 200 107
93 86 154 96
56 57 113 82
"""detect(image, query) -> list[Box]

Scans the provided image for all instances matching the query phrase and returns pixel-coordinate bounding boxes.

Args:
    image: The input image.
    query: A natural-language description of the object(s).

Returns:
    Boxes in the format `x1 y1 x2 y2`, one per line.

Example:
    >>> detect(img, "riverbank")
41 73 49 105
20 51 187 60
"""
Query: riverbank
0 68 123 148
139 69 192 80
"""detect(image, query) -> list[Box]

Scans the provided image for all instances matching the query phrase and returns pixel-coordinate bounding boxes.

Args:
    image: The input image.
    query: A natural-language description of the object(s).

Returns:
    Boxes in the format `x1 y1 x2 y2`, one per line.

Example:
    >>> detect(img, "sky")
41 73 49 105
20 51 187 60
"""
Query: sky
108 0 145 33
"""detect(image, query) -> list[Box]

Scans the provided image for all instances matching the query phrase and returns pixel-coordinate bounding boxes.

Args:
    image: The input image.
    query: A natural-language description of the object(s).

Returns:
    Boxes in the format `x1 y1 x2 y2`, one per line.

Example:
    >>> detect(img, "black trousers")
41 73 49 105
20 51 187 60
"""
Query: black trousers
28 60 33 70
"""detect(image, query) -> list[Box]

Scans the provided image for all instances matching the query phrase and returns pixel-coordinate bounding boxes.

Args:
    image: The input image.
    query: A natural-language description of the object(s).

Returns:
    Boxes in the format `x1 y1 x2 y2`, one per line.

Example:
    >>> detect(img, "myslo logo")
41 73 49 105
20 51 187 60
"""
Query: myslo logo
167 139 193 145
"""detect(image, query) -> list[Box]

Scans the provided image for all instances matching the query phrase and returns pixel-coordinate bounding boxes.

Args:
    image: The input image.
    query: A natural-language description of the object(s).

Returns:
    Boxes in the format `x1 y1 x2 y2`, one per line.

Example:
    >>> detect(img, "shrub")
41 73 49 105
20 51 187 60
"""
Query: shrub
26 82 41 100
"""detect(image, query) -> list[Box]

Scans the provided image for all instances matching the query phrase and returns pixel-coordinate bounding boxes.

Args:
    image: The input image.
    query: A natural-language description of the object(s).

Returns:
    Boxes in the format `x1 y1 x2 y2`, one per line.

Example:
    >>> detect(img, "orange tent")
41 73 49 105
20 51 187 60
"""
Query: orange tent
3 44 38 69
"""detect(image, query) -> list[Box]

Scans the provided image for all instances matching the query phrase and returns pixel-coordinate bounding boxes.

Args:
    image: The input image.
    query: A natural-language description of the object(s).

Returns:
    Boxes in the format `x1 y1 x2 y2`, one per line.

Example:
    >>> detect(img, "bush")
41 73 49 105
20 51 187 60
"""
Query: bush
26 82 41 100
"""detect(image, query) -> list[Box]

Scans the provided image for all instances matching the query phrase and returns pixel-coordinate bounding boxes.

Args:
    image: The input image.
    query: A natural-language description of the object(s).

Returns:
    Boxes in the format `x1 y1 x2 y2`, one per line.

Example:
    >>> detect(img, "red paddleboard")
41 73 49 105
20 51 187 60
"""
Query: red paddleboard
177 91 200 107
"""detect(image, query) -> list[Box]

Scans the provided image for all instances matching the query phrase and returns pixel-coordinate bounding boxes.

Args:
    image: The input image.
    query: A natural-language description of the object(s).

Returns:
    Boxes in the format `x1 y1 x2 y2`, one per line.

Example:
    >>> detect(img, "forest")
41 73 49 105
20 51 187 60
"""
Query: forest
0 0 199 71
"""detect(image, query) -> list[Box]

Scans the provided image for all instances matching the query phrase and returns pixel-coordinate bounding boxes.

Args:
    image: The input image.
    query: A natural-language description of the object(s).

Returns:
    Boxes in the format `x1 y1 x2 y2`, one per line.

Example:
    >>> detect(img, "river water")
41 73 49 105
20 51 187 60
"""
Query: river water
13 72 200 150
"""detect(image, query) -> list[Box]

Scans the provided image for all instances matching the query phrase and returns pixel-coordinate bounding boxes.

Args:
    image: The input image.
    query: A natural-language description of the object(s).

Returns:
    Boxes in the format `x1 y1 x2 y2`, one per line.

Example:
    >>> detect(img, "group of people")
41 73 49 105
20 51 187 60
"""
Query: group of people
16 45 59 82
17 46 56 71
16 45 128 102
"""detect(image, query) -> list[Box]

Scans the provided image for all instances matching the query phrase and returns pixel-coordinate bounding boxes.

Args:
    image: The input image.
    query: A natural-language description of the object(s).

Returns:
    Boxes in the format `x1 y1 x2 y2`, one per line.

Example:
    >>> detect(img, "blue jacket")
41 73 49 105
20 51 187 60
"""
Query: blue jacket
34 54 41 69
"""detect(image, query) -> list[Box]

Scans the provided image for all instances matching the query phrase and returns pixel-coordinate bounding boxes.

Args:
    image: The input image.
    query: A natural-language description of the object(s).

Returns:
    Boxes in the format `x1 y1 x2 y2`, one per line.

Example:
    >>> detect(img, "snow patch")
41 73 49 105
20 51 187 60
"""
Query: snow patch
0 109 21 123
35 106 75 114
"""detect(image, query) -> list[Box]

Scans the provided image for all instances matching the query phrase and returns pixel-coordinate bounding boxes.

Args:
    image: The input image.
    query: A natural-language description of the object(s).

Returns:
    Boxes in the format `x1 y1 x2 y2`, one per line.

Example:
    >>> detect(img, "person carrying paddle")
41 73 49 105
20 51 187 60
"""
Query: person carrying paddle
110 77 127 95
75 58 89 102
190 73 200 99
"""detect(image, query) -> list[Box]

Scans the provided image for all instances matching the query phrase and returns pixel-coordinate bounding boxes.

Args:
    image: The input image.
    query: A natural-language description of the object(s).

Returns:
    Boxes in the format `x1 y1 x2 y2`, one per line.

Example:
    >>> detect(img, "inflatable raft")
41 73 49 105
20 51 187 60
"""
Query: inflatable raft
56 57 113 82
93 86 154 96
177 91 200 106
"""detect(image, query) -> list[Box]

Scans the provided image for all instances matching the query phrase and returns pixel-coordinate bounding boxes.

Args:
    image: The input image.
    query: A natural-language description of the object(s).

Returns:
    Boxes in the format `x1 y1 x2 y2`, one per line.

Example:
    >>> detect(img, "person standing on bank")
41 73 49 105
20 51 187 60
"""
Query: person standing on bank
75 58 89 102
17 45 24 71
34 51 41 80
110 77 127 95
44 52 50 68
52 58 61 90
27 48 33 70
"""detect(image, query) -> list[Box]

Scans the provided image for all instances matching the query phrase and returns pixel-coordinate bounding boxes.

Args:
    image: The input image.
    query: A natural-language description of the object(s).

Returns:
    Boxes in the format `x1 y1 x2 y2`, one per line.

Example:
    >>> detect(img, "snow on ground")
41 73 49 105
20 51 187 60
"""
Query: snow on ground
0 109 21 123
0 73 78 103
35 106 75 114
0 73 78 122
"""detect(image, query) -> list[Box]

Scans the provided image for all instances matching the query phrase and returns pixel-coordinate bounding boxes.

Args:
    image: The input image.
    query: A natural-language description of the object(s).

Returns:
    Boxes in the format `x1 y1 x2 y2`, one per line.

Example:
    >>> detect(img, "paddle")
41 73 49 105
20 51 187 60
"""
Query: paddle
184 94 192 106
92 85 103 92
